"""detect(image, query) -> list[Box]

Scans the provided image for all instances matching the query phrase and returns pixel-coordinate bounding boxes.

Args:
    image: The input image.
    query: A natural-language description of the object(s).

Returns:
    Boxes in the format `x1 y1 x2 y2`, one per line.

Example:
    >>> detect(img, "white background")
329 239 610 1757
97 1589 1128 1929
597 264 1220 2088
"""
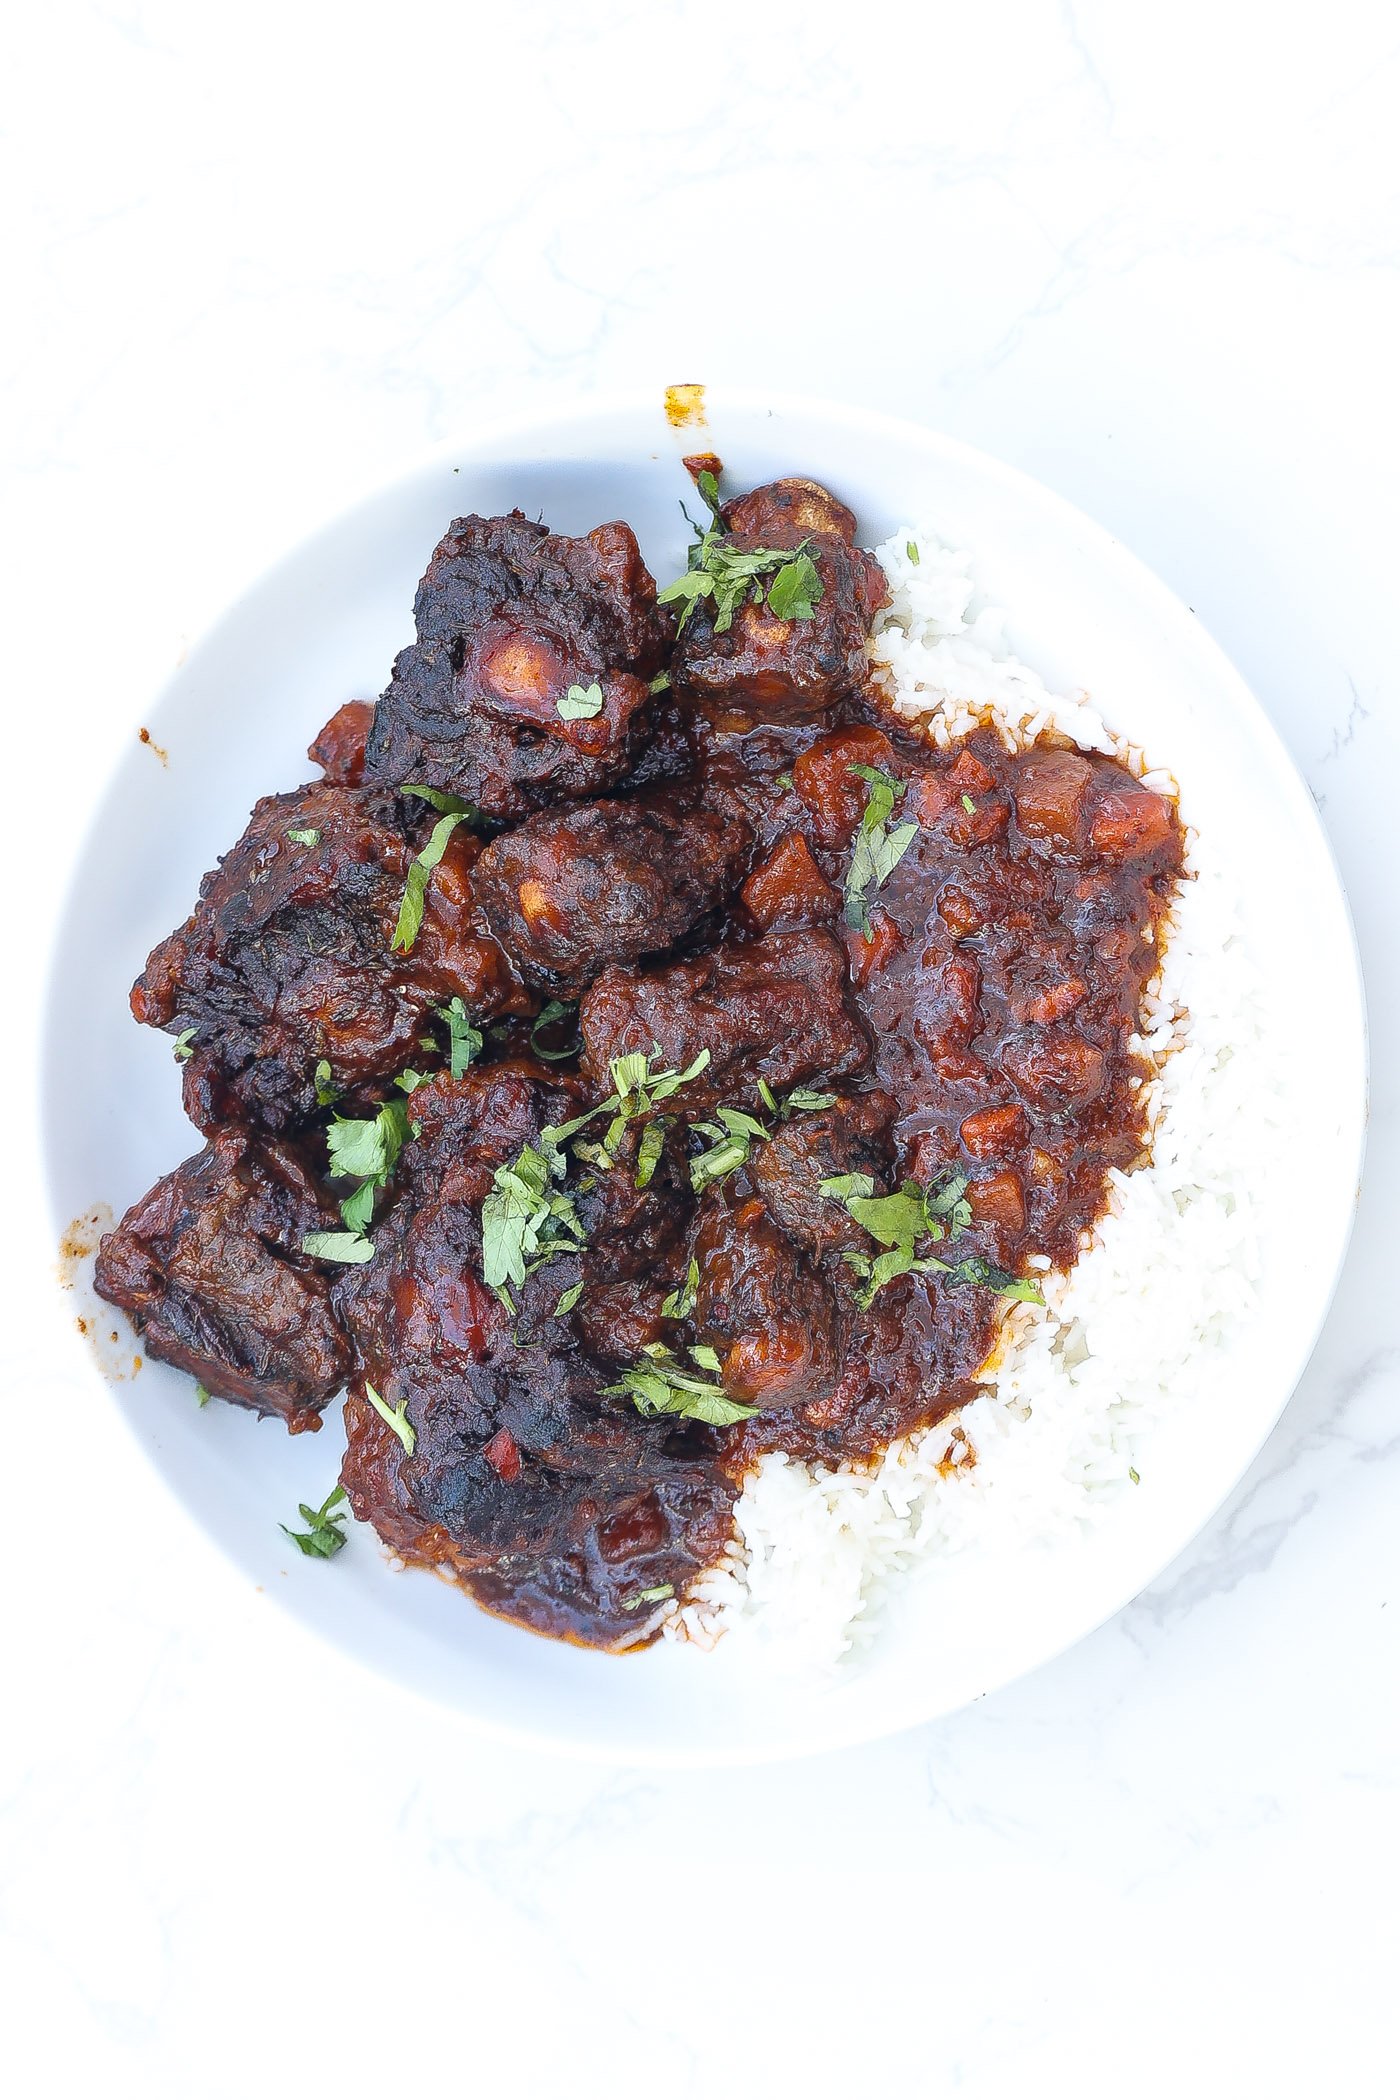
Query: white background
4 3 1398 2094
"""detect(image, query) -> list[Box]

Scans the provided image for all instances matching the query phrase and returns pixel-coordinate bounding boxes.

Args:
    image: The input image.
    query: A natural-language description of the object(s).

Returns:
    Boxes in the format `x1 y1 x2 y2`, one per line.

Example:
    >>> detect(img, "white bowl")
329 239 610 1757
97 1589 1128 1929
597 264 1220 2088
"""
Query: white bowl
42 388 1367 1764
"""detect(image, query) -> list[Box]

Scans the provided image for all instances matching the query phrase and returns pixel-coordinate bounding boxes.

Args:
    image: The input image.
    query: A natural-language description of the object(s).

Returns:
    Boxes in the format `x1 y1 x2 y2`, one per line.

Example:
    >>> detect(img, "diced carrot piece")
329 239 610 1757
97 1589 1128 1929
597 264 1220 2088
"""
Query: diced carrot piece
792 724 897 846
947 748 998 798
937 884 984 938
1017 975 1088 1025
910 761 1007 846
1013 748 1093 846
969 1168 1027 1236
483 1428 522 1483
1001 1029 1106 1108
741 832 838 931
1087 782 1176 862
959 1102 1028 1159
846 908 903 983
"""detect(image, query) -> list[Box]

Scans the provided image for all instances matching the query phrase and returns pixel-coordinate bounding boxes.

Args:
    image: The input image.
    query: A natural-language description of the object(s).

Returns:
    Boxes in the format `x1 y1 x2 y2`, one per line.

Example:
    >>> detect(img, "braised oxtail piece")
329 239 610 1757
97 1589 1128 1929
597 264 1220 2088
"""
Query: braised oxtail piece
365 512 672 816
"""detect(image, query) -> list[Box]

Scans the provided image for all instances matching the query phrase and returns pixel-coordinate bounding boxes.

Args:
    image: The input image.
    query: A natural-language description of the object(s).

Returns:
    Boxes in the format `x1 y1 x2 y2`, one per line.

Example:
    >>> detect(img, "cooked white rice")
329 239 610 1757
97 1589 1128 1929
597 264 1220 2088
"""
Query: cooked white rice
662 526 1266 1670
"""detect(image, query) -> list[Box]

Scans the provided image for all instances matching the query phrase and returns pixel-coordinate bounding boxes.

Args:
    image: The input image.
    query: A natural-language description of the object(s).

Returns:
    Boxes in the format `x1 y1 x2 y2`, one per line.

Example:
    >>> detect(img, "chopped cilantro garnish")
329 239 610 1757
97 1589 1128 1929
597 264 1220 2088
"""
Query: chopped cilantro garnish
961 793 977 814
392 809 472 953
658 519 824 636
549 1048 711 1169
325 1097 412 1236
774 771 795 793
529 998 580 1063
843 764 918 938
364 1382 415 1455
400 784 475 815
688 1105 769 1194
435 996 483 1079
765 549 823 622
661 1258 700 1320
480 1140 586 1297
603 1343 758 1428
554 1280 584 1318
480 1051 711 1298
648 670 672 695
286 826 320 846
173 1029 197 1063
623 1583 675 1610
782 1087 838 1115
300 1229 375 1265
635 1121 666 1189
194 1379 211 1407
281 1485 349 1559
821 1169 1036 1310
556 682 604 721
313 1058 340 1106
906 540 920 565
1129 1466 1141 1485
694 467 723 520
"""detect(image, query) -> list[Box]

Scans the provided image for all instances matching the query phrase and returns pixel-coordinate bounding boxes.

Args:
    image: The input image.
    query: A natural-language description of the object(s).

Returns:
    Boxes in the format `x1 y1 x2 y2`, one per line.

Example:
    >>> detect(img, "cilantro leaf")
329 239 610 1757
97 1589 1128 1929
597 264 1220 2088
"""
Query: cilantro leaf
313 1058 341 1106
194 1380 211 1407
173 1029 197 1063
392 809 472 953
824 1168 1038 1309
300 1229 375 1265
658 530 824 635
557 681 605 721
906 540 920 565
648 670 672 694
400 784 476 815
843 765 917 938
286 826 320 847
435 996 483 1079
689 1104 769 1194
660 1257 700 1320
281 1485 349 1559
480 1141 585 1295
635 1121 666 1189
765 550 823 622
364 1381 415 1455
554 1280 584 1317
694 467 723 520
323 1098 412 1238
781 1087 838 1116
603 1343 758 1428
623 1583 675 1610
529 999 580 1063
544 1048 711 1168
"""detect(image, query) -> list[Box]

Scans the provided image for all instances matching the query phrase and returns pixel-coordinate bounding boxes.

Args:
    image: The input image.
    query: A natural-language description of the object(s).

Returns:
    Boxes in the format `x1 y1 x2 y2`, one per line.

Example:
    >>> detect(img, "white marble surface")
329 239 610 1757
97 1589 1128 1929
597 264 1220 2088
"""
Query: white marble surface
4 2 1398 2092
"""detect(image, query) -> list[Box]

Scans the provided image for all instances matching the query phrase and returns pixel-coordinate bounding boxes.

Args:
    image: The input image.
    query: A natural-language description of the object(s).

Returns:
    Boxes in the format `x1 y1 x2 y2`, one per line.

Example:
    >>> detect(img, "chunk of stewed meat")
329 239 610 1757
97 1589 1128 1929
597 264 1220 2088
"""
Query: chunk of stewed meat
580 927 871 1112
688 1188 841 1412
334 1065 733 1648
471 784 753 999
749 1090 896 1256
365 512 671 817
94 1127 349 1432
670 478 888 717
132 782 524 1131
